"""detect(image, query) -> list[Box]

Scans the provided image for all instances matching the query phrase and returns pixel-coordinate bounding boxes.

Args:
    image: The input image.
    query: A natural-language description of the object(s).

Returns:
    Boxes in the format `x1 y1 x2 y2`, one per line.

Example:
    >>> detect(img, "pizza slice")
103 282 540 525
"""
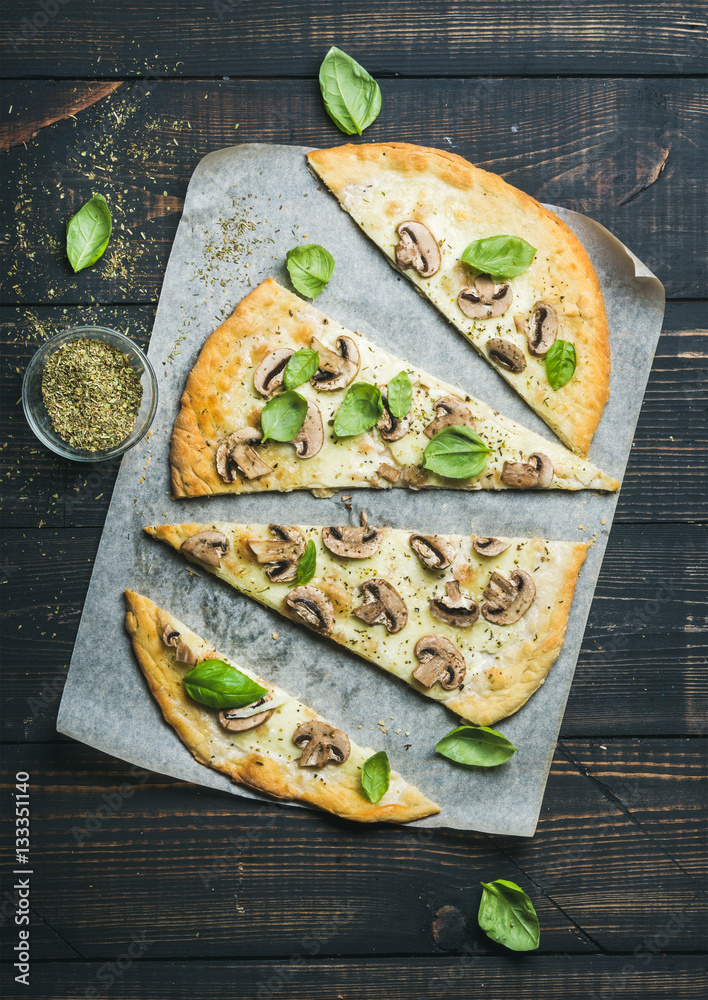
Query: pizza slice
170 278 618 498
144 521 588 727
307 142 610 456
124 590 439 823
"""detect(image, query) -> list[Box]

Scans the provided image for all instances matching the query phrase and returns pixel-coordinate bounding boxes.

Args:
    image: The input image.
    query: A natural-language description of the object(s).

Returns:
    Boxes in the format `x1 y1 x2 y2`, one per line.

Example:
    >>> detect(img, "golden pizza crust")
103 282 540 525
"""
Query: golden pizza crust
124 590 439 823
170 278 618 498
144 523 589 726
307 142 611 456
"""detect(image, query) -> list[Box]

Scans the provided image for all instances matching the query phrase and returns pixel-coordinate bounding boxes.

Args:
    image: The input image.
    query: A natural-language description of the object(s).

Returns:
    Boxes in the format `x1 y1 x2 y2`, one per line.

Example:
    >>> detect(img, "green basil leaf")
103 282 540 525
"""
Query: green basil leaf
286 244 335 298
296 539 317 586
318 46 382 136
361 750 390 803
422 425 492 480
386 371 412 420
333 382 384 438
461 235 536 279
66 194 112 273
478 879 540 952
545 339 577 391
283 348 320 390
435 725 518 767
260 390 308 443
183 659 268 710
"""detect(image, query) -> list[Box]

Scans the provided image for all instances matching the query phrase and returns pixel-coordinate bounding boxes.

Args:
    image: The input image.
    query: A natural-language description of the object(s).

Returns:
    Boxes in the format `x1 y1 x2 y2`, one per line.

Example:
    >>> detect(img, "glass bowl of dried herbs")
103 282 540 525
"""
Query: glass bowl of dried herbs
22 326 158 462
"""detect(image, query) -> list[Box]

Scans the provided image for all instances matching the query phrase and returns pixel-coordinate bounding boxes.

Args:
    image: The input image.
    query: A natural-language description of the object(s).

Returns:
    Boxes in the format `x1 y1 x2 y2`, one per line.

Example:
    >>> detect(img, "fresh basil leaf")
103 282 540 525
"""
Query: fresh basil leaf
386 371 412 420
461 235 536 279
318 46 382 136
423 425 492 480
66 194 112 273
545 339 577 391
260 390 308 443
183 659 268 710
435 725 518 767
478 879 540 952
361 750 390 803
296 539 317 586
333 382 384 437
286 244 335 298
283 348 320 390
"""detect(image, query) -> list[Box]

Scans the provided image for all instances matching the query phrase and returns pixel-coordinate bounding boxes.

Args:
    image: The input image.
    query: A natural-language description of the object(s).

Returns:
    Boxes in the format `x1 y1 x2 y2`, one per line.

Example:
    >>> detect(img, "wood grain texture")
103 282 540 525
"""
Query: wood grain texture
1 524 705 741
1 1 706 77
0 741 704 960
1 79 705 300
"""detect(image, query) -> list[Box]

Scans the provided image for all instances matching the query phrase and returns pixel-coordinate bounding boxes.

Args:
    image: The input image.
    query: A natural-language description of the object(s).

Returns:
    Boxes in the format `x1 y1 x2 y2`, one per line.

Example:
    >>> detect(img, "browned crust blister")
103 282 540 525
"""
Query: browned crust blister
307 142 611 456
123 589 440 823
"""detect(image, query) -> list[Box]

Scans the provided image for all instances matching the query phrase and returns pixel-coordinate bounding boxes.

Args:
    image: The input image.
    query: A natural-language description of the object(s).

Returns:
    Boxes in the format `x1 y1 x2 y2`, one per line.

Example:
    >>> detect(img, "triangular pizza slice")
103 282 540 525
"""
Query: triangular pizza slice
124 590 439 823
307 142 611 456
170 278 618 498
144 521 588 727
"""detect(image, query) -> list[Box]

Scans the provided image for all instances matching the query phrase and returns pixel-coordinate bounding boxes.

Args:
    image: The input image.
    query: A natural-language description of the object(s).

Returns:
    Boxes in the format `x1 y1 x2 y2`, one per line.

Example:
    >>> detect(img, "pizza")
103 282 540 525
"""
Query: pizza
307 142 611 456
124 589 439 823
170 278 618 498
144 521 588 727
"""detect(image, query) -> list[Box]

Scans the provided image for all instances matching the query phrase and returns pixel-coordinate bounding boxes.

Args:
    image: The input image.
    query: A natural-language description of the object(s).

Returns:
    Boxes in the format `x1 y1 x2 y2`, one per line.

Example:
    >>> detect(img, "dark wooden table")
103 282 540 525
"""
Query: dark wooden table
1 4 706 997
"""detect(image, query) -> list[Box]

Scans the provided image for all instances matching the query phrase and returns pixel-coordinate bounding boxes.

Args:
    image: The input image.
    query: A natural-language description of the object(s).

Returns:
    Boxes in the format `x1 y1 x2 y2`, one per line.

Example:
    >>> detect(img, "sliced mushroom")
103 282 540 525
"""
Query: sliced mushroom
395 221 441 278
430 580 480 627
377 384 411 442
310 336 360 391
286 586 335 633
292 721 351 767
423 396 475 438
253 348 294 396
410 533 456 570
322 524 384 559
472 536 511 557
501 452 554 489
161 625 198 666
525 301 558 356
486 338 527 374
216 428 274 482
292 399 324 459
458 273 513 319
353 578 408 634
219 694 273 733
377 463 400 483
481 569 536 625
413 634 466 690
247 524 307 583
180 530 230 567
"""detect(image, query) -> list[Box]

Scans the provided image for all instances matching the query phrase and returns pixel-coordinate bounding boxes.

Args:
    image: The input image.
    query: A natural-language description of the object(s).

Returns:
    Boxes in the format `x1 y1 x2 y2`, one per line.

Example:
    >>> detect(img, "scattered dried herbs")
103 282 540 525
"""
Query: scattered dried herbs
41 338 143 451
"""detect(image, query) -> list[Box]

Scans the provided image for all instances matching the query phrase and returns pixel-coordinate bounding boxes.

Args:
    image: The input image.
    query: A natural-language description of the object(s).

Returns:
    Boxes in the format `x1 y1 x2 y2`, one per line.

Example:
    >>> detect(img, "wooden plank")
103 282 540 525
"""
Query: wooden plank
0 741 704 960
1 1 706 77
14 957 708 1000
1 524 705 741
1 78 705 301
1 304 706 528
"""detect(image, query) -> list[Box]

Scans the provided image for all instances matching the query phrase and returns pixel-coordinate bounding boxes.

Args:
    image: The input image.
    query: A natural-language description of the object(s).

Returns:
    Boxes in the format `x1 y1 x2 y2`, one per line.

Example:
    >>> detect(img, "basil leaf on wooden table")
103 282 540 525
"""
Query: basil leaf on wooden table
423 425 492 480
333 382 384 437
435 725 518 767
286 244 335 298
361 751 390 803
283 348 320 390
386 371 413 420
545 339 577 391
461 235 536 279
183 659 268 710
66 194 112 273
319 46 382 136
296 540 317 586
260 390 308 443
478 879 540 952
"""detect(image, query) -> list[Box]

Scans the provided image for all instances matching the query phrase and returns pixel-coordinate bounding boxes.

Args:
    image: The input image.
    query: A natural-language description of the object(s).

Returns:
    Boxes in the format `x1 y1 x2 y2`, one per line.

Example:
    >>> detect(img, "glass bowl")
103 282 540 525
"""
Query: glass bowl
22 325 158 462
